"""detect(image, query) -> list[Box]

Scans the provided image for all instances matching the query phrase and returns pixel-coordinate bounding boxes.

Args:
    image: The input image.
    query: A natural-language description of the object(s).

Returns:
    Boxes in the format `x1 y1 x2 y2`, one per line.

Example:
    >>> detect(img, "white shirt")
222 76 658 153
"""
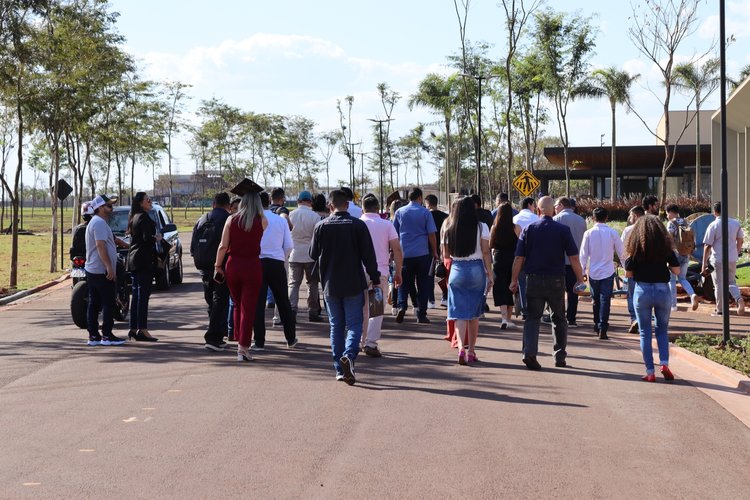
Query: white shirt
620 224 635 259
288 205 321 263
703 216 744 263
361 212 399 276
513 209 539 230
443 223 489 261
579 223 624 280
347 201 363 219
260 209 293 261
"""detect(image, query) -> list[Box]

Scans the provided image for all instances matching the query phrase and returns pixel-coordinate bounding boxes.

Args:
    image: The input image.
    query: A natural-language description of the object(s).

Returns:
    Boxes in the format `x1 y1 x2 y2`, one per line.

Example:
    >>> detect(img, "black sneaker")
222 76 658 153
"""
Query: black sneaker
287 338 299 349
395 308 406 323
567 321 577 327
101 334 126 346
204 342 225 352
417 317 430 324
363 345 382 358
87 336 102 346
340 355 356 385
555 360 567 368
308 314 324 323
522 356 542 370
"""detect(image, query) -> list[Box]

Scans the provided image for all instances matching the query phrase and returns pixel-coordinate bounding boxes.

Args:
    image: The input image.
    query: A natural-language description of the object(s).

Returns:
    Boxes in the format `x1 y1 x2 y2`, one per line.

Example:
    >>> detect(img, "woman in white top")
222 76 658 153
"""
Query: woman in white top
442 197 493 365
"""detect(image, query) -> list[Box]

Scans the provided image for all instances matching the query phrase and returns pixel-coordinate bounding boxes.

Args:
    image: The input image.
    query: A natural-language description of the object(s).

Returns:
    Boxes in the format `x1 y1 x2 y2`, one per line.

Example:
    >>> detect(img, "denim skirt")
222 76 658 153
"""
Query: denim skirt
447 259 486 320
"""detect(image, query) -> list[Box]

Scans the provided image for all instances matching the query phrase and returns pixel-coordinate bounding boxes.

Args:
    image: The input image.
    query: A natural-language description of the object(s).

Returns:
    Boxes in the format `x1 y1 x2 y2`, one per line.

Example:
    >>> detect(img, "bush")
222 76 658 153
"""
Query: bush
572 194 711 221
674 334 750 376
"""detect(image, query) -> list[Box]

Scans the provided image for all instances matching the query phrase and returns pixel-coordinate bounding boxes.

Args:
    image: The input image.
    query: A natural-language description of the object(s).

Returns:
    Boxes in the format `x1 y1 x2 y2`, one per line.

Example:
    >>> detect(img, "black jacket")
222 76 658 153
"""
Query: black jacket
309 211 380 297
127 212 158 273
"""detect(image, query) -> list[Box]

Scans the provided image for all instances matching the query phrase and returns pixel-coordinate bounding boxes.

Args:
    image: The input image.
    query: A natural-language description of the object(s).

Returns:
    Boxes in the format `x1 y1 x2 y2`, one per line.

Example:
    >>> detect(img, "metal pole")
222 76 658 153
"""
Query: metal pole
477 76 482 202
378 123 384 209
60 199 64 269
719 0 730 344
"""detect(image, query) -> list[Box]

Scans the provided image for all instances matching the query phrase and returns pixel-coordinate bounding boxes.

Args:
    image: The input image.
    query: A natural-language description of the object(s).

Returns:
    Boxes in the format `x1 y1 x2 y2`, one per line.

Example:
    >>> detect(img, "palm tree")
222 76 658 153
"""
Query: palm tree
673 58 720 197
408 73 459 202
584 67 639 201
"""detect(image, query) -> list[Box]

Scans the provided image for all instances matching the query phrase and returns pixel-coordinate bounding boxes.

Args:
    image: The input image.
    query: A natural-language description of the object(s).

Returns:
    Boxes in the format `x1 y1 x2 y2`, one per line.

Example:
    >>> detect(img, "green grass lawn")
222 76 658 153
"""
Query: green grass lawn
675 334 750 376
0 232 64 293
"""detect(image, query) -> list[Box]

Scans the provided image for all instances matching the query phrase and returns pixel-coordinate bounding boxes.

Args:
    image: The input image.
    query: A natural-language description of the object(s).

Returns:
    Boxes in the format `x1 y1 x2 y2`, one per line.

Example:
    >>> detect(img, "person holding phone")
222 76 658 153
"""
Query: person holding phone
214 180 268 362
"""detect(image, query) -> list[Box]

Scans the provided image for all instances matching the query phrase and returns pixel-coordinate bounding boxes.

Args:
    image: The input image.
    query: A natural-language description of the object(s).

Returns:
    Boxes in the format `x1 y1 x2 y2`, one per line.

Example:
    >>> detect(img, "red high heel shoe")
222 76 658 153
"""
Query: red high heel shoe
458 350 467 365
641 373 656 382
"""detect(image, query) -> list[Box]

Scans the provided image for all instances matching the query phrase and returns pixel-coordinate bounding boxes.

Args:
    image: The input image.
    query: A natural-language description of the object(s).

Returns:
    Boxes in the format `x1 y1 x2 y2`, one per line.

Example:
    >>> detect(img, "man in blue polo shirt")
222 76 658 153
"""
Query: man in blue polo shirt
393 187 438 324
510 196 584 370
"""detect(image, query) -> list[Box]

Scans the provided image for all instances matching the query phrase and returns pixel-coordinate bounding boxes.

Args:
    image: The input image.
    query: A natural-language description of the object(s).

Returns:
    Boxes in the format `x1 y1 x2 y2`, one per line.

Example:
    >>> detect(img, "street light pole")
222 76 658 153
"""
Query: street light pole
367 118 393 209
719 0 731 344
345 141 362 191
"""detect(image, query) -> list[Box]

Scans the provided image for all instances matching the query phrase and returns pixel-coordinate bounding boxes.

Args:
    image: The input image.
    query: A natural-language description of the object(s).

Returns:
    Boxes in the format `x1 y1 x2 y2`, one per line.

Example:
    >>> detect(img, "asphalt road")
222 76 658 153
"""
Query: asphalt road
1 263 749 499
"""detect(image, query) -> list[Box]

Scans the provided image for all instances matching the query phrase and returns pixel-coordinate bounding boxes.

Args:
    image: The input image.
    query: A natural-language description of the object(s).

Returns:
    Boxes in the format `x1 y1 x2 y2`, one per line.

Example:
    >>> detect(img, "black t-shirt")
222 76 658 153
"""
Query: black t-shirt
430 209 448 233
624 252 680 283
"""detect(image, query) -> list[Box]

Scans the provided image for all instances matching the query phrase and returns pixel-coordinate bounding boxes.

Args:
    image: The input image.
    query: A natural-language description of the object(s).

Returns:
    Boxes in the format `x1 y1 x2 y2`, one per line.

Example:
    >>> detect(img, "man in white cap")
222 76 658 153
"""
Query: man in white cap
85 195 126 346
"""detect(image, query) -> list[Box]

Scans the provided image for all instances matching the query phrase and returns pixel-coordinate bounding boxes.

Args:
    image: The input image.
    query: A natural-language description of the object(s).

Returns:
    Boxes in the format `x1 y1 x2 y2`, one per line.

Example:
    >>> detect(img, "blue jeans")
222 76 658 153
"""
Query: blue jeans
227 296 235 337
324 292 365 375
129 270 153 330
86 271 116 339
589 273 615 334
669 255 695 307
633 282 671 373
626 278 636 322
398 254 432 319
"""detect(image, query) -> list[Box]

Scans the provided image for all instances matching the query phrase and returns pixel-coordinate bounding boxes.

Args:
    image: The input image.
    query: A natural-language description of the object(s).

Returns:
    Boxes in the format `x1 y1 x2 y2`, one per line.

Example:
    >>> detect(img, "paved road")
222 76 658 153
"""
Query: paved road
1 264 749 499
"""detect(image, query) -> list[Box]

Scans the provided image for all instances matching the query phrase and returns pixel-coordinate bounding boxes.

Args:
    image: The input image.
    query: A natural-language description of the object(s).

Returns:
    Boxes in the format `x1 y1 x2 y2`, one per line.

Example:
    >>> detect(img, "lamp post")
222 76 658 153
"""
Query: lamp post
461 73 497 204
367 118 393 209
719 0 731 345
345 141 362 191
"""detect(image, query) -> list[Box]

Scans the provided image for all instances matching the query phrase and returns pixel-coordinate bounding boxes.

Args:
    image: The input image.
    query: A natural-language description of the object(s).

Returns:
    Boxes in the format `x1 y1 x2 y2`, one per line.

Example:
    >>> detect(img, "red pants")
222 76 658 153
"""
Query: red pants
226 255 262 348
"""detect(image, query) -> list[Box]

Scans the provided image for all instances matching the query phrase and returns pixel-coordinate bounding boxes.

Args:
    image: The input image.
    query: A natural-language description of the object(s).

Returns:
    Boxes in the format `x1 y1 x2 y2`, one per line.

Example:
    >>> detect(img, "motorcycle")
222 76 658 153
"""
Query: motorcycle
70 250 132 329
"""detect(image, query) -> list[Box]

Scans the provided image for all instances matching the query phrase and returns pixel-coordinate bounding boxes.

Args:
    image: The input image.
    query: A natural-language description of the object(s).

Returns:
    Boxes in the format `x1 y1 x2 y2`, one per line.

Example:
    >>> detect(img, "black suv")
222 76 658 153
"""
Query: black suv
109 203 184 290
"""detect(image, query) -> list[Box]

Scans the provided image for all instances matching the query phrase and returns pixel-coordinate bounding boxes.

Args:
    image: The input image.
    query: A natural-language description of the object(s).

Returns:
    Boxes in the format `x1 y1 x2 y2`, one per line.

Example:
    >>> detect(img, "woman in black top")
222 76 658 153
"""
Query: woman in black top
126 192 161 341
624 215 680 382
490 202 520 329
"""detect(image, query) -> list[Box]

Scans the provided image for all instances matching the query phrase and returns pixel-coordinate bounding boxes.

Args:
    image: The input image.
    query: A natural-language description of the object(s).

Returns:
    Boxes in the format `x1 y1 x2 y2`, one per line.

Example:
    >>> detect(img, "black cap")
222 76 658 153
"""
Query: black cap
230 178 264 196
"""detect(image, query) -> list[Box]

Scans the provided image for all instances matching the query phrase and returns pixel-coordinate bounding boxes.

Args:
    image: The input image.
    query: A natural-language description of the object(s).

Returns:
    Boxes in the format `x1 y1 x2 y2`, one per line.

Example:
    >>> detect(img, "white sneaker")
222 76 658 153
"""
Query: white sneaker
500 320 508 330
690 294 700 311
427 301 435 309
670 306 678 312
738 298 745 316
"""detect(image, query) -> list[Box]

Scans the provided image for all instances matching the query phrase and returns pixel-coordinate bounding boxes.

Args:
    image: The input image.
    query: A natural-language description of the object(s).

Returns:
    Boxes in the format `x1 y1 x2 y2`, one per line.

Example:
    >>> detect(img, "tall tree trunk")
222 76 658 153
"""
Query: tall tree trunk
9 99 23 288
49 136 60 274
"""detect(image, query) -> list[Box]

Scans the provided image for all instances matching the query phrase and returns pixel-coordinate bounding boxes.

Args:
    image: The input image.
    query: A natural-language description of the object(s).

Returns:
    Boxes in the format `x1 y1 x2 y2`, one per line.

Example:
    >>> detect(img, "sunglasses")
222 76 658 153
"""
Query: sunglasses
105 204 113 209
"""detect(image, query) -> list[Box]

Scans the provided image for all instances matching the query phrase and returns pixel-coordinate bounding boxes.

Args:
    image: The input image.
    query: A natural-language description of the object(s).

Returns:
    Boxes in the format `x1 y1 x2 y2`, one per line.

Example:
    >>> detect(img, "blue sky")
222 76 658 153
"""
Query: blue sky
108 0 750 190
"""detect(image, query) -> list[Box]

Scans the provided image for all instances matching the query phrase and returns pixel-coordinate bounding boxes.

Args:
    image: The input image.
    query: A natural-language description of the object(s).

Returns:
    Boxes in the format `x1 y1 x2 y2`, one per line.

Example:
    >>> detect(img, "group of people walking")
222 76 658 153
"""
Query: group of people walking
78 182 745 386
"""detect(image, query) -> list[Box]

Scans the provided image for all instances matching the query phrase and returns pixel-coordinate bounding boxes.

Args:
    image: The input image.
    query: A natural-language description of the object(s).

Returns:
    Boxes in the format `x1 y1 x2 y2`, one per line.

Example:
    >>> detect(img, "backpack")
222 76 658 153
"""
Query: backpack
192 214 220 270
676 224 695 256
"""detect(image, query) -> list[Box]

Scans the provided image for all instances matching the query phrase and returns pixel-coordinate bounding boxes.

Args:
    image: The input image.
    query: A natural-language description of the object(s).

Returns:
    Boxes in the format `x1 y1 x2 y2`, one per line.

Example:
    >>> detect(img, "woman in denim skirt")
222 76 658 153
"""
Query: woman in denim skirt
624 216 680 382
442 197 493 365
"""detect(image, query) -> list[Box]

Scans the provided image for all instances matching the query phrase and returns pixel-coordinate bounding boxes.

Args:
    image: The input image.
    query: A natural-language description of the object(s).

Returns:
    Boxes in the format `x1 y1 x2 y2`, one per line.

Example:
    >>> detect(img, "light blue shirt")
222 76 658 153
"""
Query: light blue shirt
553 208 586 265
84 215 117 274
393 201 437 258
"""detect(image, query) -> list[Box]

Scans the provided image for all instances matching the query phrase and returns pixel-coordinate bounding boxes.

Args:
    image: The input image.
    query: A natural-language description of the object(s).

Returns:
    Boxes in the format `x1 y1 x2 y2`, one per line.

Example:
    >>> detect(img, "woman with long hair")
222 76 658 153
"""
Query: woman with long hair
126 191 160 341
624 215 680 382
442 196 493 365
490 202 520 329
214 191 268 361
312 193 329 218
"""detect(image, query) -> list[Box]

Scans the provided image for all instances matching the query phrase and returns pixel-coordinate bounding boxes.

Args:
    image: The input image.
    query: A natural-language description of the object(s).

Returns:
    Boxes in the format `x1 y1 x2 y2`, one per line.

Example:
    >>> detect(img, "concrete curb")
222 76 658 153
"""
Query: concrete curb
668 342 750 395
0 273 70 306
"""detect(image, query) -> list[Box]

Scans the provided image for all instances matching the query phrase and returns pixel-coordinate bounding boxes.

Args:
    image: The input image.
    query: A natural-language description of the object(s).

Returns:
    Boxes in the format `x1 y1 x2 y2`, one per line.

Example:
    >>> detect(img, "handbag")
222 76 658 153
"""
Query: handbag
368 287 384 318
435 261 447 279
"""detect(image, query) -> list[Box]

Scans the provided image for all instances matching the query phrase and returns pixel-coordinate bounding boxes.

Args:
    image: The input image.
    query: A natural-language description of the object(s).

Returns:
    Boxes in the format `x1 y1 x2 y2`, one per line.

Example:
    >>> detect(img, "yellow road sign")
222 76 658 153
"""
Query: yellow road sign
512 170 540 197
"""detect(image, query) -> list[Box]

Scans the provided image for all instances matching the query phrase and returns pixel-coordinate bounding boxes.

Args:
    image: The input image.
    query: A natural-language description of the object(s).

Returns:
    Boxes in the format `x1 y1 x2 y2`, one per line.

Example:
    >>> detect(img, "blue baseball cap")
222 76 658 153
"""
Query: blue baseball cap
298 191 313 201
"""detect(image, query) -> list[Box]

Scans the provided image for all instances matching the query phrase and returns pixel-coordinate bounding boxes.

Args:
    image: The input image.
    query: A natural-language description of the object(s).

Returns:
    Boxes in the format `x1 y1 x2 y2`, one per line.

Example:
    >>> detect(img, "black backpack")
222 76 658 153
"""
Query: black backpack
192 214 220 271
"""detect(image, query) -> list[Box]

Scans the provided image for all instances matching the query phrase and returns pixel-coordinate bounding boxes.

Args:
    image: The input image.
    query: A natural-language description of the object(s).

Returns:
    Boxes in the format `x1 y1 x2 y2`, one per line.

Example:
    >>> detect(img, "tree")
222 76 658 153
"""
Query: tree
408 72 460 202
397 124 429 187
161 81 191 219
0 0 50 283
499 0 541 190
628 0 708 210
533 8 597 196
0 104 16 231
336 96 355 188
317 130 338 192
582 67 639 201
673 58 719 197
512 51 548 176
376 82 400 189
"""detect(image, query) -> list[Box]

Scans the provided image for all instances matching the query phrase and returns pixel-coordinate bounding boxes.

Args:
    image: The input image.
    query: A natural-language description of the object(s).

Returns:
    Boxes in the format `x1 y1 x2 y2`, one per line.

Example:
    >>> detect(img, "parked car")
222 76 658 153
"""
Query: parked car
108 203 184 290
